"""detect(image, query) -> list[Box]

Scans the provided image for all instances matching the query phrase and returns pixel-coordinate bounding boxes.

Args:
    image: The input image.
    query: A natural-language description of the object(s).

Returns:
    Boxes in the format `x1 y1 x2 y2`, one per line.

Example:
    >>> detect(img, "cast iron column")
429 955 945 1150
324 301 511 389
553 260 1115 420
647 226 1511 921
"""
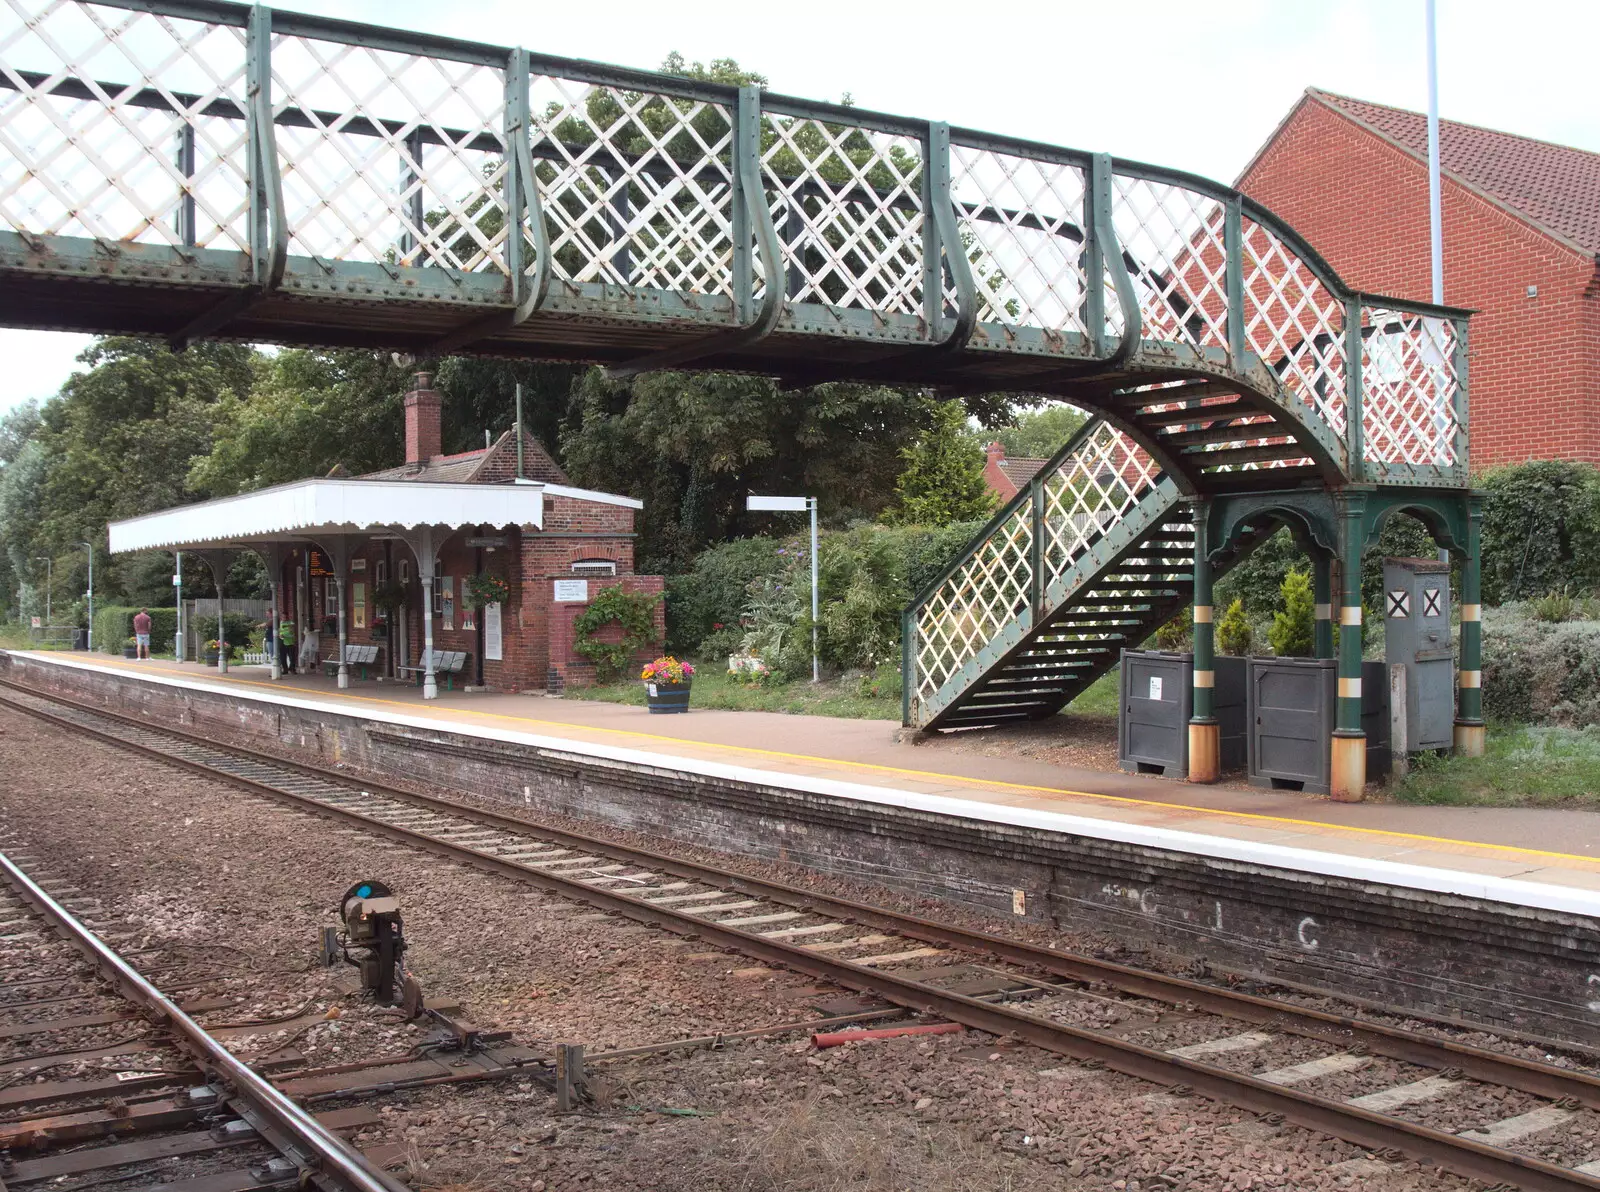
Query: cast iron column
1187 498 1219 783
1330 494 1367 801
1455 495 1485 756
1313 551 1334 660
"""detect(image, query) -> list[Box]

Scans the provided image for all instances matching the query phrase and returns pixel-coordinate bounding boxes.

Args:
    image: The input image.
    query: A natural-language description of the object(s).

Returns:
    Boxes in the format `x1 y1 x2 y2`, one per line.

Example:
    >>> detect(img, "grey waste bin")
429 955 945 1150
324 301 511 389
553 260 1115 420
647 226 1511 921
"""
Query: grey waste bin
1119 650 1246 777
72 628 88 650
1248 658 1390 794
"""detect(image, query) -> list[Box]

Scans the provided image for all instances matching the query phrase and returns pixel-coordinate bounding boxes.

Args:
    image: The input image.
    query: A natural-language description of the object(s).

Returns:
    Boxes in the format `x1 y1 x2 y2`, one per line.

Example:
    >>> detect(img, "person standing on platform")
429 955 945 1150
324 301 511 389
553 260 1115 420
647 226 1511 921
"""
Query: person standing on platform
278 618 297 675
132 609 152 660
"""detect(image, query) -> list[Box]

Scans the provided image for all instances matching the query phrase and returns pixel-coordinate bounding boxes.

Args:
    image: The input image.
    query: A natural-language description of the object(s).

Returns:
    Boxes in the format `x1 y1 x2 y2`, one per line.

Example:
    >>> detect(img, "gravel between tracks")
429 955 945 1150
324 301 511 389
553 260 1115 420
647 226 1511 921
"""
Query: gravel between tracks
0 704 1473 1191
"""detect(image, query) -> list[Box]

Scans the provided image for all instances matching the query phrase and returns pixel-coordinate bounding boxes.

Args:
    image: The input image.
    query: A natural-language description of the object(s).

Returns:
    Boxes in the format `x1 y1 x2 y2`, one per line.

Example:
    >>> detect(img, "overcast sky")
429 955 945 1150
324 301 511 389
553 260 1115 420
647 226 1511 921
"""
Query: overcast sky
5 0 1598 416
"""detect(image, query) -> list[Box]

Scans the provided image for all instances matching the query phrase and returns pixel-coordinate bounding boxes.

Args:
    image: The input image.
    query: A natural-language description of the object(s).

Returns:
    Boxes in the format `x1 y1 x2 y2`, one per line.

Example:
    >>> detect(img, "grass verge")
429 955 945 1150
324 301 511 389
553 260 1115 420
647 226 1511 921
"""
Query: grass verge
569 663 902 720
1390 721 1600 808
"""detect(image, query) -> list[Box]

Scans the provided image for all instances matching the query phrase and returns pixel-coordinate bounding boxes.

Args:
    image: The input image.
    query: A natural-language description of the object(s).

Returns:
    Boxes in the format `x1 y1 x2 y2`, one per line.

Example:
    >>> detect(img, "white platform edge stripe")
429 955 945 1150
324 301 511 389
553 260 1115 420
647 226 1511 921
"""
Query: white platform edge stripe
12 650 1600 921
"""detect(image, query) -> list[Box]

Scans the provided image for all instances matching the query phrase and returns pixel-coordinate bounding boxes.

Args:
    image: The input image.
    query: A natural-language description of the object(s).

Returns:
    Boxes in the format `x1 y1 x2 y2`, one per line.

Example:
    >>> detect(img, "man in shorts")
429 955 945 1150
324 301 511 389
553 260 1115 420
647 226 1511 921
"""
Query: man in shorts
132 608 152 660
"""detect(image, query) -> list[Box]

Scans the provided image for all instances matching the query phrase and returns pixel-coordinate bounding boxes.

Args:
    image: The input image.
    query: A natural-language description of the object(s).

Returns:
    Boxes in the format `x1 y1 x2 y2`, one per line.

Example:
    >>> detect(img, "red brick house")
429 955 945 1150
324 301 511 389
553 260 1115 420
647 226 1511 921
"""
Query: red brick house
1238 88 1600 468
982 441 1048 502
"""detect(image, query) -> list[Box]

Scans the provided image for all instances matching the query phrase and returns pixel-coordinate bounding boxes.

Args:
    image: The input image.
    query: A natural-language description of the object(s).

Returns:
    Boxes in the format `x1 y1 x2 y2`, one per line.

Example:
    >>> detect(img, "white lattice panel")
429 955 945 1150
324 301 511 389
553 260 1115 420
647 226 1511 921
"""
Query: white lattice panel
914 505 1032 698
762 117 923 314
1362 308 1460 468
0 0 249 249
1111 175 1229 353
530 78 734 295
1040 422 1159 586
269 35 507 272
950 146 1090 335
1241 218 1347 436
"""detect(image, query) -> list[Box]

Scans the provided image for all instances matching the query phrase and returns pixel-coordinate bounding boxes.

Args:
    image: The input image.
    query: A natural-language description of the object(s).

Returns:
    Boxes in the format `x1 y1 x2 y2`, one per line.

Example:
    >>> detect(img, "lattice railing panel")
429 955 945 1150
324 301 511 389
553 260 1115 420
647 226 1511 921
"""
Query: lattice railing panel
1040 422 1160 586
950 146 1091 336
1362 307 1461 468
913 505 1032 700
270 35 508 273
0 0 249 249
762 116 924 314
1241 217 1347 435
1110 174 1229 354
530 78 734 295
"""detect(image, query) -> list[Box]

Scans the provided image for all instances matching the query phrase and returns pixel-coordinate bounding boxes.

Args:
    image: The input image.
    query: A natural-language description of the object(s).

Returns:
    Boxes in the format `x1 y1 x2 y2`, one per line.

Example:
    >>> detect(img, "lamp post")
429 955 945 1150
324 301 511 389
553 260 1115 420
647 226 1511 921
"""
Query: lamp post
746 494 819 683
31 556 51 626
80 542 93 651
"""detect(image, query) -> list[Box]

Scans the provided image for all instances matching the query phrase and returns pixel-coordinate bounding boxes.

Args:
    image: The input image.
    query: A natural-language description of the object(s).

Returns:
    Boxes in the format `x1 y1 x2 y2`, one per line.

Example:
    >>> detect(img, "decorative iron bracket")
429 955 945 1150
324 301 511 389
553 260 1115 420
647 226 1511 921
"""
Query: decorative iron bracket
604 84 785 379
921 121 977 351
1091 153 1141 368
169 4 285 350
427 46 552 356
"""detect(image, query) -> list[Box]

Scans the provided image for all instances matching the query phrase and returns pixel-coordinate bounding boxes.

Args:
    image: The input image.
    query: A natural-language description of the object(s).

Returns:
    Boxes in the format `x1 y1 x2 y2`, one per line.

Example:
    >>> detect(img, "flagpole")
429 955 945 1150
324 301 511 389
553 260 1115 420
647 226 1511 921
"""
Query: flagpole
1426 0 1443 304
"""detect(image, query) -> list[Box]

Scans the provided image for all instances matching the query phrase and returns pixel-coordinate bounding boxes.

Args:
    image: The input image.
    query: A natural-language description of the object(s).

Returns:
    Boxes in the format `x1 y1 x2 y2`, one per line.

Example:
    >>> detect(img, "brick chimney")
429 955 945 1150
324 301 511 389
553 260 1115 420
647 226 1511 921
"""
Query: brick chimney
403 371 442 464
983 441 1018 501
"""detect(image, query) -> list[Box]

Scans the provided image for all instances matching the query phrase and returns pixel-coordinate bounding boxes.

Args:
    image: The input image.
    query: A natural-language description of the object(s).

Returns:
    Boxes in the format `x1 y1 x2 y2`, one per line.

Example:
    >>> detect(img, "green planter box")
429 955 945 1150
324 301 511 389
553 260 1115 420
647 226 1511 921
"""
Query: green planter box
645 679 691 714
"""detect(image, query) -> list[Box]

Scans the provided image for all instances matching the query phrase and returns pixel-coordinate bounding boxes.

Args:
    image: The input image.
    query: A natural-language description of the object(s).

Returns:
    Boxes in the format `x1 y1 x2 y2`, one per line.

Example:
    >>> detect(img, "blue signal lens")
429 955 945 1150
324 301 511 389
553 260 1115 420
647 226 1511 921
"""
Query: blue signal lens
356 884 372 898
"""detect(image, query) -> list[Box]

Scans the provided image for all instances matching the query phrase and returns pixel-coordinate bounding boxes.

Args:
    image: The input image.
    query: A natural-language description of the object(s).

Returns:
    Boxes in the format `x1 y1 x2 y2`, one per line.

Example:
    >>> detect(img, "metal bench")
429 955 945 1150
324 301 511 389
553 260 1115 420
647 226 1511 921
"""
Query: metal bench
395 648 469 691
322 643 382 680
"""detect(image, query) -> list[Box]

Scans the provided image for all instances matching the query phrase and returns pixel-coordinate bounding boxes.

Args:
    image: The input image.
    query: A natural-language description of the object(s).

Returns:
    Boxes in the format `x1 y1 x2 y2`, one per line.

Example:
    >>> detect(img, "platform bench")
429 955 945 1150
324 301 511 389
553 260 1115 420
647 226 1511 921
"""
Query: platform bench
322 643 381 680
396 649 469 691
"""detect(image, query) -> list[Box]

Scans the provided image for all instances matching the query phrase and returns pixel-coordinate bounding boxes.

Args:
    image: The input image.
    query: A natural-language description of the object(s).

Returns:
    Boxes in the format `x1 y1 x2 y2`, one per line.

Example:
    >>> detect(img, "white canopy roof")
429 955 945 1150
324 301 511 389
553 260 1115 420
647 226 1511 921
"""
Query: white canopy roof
108 478 546 554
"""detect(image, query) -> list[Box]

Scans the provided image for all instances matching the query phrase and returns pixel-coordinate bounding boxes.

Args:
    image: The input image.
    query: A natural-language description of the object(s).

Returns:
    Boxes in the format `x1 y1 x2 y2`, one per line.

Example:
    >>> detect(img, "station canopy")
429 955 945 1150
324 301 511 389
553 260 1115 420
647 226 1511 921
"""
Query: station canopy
107 477 546 554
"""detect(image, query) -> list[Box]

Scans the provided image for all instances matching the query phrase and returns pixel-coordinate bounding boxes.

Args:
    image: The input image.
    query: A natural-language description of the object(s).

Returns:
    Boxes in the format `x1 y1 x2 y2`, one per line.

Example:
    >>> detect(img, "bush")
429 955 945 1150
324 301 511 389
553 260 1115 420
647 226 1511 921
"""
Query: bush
1216 598 1253 656
1269 569 1315 657
194 612 255 650
1480 461 1600 603
93 605 178 653
1151 614 1190 652
666 536 784 654
1483 603 1600 727
572 585 663 683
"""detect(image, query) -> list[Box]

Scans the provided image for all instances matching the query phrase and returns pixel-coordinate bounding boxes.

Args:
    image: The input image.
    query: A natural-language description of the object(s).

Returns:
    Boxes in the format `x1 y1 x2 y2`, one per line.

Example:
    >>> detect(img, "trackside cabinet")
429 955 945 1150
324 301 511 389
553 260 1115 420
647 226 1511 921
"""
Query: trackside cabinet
1383 557 1455 752
1119 650 1246 776
1248 658 1390 794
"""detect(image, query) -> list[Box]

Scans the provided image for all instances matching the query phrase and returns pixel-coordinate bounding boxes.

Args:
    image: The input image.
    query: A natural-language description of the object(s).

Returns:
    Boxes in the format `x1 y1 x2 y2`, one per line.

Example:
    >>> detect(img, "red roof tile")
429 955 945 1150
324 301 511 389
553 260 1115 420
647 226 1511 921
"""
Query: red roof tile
1311 89 1600 257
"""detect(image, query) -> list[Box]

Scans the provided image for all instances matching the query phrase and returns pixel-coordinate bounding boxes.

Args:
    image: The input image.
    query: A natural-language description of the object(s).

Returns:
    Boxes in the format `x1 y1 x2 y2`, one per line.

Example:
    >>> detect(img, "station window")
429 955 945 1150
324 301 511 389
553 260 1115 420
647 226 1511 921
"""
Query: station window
398 559 410 584
374 560 388 588
570 558 617 577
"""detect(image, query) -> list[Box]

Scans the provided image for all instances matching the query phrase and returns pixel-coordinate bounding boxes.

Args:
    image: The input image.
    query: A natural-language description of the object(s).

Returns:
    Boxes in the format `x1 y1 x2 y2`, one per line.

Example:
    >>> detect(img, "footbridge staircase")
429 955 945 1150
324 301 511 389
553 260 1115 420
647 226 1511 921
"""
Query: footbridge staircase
0 1 1480 785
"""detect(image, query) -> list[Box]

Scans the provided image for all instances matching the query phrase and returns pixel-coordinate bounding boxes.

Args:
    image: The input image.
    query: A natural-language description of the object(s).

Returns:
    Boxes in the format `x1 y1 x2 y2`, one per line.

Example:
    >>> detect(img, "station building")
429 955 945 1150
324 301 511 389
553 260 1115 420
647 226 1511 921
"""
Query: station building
108 372 661 696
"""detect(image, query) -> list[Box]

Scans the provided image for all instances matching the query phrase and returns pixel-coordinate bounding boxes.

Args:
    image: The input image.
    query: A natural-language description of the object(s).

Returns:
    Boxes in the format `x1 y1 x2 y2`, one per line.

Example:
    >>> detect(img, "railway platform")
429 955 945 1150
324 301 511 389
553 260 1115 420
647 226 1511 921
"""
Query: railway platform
5 647 1600 1043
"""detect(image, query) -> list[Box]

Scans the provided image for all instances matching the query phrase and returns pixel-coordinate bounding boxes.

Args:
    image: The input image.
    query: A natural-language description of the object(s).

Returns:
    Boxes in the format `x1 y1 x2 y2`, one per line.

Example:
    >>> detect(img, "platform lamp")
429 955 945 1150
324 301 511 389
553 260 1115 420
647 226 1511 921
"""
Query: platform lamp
746 494 819 683
80 541 93 651
31 556 50 627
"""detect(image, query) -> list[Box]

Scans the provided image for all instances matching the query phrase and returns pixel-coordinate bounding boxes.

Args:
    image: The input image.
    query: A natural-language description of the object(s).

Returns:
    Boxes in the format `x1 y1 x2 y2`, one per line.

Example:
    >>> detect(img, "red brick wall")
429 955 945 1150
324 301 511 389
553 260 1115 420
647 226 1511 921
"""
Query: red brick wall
983 443 1020 501
1239 98 1600 468
545 575 667 690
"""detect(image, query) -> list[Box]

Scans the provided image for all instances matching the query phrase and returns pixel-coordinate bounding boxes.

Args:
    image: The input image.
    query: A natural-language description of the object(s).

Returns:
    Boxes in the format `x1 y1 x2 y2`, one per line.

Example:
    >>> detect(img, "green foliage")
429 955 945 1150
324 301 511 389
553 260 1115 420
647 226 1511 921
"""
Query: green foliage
1269 569 1316 657
995 403 1087 459
1482 603 1600 727
1479 461 1600 604
92 605 176 654
572 585 663 683
665 536 784 653
462 572 510 609
1391 723 1600 809
193 611 254 649
370 581 410 614
1216 598 1253 656
1531 589 1583 624
888 401 997 526
1152 615 1191 652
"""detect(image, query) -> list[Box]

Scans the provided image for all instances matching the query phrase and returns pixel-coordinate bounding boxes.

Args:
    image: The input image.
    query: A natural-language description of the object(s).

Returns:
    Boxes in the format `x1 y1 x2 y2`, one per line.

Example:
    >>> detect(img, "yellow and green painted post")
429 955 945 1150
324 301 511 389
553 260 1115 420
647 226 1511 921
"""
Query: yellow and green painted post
1188 499 1220 783
1330 493 1367 801
1455 494 1485 756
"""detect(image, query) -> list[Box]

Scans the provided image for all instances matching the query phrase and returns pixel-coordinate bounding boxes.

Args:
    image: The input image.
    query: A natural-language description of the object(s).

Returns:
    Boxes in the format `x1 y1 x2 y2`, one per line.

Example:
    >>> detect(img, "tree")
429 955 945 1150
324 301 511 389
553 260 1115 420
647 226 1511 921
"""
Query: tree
996 402 1086 459
1269 569 1315 657
888 400 997 526
1216 597 1253 656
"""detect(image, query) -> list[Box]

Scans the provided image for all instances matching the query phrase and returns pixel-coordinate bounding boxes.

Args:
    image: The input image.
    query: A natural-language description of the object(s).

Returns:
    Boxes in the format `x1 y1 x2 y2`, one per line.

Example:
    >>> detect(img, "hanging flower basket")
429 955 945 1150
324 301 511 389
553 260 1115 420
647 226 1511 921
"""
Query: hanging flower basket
641 656 694 714
463 572 510 609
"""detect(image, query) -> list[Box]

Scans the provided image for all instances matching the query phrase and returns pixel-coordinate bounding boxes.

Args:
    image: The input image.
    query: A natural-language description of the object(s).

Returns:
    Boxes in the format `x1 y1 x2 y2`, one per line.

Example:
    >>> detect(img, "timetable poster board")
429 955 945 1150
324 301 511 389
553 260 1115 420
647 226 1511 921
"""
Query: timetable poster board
352 582 366 630
485 602 503 661
441 576 455 630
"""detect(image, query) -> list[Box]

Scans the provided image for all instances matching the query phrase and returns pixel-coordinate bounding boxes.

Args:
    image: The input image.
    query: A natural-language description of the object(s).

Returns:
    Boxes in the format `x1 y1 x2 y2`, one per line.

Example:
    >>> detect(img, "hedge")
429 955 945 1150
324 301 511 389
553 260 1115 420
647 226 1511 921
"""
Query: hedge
93 605 177 653
1479 461 1600 603
1482 603 1600 727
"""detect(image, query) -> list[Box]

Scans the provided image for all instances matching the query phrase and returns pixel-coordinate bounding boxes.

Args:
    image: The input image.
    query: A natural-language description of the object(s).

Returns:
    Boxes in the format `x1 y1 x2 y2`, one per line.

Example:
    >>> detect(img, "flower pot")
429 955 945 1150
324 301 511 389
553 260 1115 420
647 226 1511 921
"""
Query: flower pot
644 679 691 714
122 646 138 658
203 649 219 666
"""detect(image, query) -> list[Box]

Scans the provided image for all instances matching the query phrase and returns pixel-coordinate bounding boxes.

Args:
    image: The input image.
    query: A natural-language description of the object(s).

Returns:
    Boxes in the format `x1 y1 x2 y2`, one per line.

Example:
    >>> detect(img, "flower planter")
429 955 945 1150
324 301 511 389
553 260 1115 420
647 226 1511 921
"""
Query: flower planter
122 646 138 658
202 649 219 666
645 679 691 714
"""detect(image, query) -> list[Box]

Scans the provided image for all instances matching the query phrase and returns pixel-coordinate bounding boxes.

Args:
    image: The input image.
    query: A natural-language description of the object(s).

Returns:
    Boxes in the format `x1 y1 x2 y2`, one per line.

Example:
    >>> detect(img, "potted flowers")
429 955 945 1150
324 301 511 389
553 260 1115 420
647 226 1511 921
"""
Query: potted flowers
203 638 221 666
122 636 139 659
640 656 694 714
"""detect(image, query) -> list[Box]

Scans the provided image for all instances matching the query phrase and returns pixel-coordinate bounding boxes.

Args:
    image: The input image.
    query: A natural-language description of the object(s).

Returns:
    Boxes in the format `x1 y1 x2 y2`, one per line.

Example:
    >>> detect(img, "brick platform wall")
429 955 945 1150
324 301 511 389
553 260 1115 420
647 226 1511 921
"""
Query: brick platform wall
1240 98 1600 468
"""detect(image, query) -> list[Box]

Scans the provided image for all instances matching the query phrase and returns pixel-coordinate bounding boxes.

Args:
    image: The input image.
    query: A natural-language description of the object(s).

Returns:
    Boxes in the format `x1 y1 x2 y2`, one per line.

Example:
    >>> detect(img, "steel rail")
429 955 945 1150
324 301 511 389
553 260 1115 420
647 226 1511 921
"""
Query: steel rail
0 846 407 1192
5 681 1600 1189
3 675 1597 1099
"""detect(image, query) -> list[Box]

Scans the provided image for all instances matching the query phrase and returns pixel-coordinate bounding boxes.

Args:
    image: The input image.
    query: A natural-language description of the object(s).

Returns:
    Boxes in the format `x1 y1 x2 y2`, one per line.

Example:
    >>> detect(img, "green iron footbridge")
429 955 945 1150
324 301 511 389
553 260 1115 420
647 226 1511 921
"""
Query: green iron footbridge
0 0 1481 780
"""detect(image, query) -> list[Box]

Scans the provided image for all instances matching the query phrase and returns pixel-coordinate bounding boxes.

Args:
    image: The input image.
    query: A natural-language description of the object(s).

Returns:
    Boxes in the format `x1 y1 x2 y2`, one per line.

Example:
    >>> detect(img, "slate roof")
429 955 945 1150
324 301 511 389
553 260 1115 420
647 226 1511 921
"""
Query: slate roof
997 456 1049 489
1309 89 1600 257
361 428 570 485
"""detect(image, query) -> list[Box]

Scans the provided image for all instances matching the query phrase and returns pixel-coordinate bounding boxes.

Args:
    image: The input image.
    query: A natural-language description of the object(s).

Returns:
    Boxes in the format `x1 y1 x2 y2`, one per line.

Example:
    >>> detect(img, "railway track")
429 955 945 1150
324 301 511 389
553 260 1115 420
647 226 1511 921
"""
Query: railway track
0 842 406 1192
6 677 1600 1190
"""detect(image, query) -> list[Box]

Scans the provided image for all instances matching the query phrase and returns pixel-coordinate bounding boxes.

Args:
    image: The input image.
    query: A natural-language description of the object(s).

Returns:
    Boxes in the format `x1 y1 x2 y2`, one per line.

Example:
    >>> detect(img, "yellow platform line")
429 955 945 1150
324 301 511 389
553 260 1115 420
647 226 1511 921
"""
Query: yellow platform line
55 655 1600 870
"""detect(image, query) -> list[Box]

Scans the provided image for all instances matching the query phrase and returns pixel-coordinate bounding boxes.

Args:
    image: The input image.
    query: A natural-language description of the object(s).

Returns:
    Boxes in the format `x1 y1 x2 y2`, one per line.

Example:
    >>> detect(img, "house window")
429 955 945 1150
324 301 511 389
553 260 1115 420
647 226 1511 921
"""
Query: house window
570 558 617 577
